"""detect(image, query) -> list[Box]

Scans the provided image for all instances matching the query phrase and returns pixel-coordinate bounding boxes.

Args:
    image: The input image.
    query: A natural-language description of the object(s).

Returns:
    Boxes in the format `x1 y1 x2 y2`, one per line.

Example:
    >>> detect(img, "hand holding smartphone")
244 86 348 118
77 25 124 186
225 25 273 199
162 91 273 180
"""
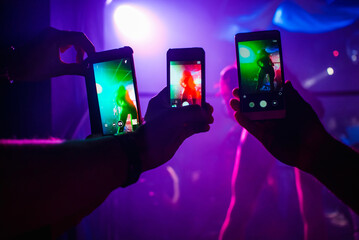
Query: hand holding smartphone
167 48 205 108
85 47 142 135
235 30 285 120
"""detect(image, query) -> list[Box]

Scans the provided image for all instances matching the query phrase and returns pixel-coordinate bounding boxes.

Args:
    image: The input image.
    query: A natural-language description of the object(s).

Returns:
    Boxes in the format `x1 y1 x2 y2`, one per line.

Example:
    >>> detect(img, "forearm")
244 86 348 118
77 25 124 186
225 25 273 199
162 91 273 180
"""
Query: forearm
305 135 359 214
0 136 129 237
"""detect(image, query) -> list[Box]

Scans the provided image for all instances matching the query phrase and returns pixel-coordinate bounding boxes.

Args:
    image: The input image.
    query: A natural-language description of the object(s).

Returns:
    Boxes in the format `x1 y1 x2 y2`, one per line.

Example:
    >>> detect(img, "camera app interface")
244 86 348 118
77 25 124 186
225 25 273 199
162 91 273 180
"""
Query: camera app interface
93 58 139 135
170 61 202 107
238 39 284 111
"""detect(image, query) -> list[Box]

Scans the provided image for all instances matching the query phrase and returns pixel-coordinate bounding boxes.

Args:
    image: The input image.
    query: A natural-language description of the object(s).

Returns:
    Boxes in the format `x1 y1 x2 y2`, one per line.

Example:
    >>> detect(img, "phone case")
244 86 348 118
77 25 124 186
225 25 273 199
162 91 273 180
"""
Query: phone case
235 30 285 120
85 47 142 135
167 47 205 107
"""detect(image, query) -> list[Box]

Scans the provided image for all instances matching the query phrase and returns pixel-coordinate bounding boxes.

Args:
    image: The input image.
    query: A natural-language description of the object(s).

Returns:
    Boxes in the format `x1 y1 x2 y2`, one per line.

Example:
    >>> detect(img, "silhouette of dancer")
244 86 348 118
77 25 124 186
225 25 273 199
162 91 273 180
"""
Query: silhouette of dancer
256 49 275 91
115 85 138 133
180 70 198 105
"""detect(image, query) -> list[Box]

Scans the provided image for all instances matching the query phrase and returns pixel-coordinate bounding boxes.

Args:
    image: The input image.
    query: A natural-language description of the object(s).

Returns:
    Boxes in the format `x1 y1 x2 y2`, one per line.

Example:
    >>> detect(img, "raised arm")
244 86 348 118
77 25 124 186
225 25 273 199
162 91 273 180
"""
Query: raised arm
230 81 359 214
0 88 214 239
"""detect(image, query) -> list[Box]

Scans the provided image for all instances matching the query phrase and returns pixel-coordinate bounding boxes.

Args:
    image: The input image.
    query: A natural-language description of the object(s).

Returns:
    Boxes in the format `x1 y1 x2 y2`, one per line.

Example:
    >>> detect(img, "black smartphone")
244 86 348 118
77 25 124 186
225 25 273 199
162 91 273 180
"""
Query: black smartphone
85 46 142 135
167 47 205 107
235 30 285 120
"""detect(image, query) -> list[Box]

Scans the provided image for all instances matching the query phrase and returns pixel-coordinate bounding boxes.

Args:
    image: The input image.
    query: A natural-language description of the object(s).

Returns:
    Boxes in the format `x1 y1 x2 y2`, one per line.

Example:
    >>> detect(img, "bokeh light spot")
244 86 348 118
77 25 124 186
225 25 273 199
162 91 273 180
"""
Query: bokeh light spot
327 67 334 75
239 47 251 58
96 83 103 94
113 4 165 55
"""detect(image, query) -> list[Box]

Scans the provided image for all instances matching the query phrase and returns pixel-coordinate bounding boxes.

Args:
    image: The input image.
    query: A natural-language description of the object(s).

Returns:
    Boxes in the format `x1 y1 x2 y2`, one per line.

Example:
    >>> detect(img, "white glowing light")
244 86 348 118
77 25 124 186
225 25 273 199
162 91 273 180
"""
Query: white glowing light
114 5 152 42
113 4 165 55
239 47 250 58
303 78 316 88
352 55 357 62
273 8 284 25
182 101 189 106
166 166 180 204
327 67 334 75
303 70 329 88
96 83 103 94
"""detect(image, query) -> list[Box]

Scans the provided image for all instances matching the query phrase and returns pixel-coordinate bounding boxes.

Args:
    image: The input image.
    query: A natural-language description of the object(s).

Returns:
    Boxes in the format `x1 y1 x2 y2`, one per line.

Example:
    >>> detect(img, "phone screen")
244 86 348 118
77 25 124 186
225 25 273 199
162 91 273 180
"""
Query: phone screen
93 58 140 135
237 37 284 115
169 60 202 107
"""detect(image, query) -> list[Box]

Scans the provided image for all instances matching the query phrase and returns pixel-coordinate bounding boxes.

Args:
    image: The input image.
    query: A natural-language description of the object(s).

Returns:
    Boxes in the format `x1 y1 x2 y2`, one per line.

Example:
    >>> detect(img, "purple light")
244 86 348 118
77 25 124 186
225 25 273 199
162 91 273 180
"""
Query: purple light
0 138 64 145
219 129 248 240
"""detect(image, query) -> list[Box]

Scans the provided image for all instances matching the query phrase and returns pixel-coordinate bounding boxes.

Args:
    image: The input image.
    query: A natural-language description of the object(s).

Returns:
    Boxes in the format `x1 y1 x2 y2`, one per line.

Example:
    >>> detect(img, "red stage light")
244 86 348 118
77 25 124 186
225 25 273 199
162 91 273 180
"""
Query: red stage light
333 50 339 57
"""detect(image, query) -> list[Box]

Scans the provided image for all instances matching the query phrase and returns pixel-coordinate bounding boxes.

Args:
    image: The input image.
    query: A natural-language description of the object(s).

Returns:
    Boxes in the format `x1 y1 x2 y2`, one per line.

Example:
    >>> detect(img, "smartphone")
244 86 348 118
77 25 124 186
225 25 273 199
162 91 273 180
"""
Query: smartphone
167 48 205 107
85 47 142 135
235 30 285 120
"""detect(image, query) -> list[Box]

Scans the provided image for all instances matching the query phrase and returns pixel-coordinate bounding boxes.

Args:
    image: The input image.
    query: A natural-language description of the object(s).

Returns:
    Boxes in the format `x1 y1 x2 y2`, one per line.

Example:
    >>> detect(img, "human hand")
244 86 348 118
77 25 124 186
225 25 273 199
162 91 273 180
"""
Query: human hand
135 87 214 172
9 27 95 81
230 81 331 172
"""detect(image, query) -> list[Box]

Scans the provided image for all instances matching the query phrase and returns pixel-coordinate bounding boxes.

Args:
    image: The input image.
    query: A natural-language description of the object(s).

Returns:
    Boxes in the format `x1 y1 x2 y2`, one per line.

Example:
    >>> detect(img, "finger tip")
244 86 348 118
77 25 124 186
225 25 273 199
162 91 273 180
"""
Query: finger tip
197 124 211 133
284 80 293 88
229 98 240 110
89 45 95 53
203 102 214 113
206 125 211 132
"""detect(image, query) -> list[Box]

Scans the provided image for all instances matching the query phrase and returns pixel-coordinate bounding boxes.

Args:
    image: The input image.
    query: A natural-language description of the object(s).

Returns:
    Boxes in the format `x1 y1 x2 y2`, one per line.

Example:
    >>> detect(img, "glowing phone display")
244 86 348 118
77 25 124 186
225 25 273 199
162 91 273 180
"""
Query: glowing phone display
238 39 283 95
167 47 205 108
93 58 140 135
235 31 285 120
169 61 202 107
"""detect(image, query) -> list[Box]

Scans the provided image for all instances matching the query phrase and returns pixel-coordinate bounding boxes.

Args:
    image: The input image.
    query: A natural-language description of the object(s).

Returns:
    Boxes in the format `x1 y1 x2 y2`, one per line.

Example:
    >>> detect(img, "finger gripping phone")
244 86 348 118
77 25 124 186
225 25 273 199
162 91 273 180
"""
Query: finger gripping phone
167 48 205 107
235 30 285 120
85 46 142 135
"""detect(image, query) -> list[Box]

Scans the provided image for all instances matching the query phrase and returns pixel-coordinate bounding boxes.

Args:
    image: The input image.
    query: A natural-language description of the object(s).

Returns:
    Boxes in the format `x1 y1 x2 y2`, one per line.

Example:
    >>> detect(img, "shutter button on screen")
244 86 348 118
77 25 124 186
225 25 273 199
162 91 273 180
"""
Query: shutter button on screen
260 100 267 108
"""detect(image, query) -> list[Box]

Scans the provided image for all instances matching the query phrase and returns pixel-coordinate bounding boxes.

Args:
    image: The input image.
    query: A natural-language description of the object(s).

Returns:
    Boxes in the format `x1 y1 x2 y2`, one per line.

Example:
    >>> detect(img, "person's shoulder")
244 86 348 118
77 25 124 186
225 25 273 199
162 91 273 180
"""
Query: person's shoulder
220 64 237 77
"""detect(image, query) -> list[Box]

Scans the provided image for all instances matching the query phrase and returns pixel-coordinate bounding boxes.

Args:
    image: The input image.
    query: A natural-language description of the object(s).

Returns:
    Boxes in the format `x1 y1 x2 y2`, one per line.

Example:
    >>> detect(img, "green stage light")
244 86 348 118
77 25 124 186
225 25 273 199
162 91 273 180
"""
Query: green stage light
238 45 255 63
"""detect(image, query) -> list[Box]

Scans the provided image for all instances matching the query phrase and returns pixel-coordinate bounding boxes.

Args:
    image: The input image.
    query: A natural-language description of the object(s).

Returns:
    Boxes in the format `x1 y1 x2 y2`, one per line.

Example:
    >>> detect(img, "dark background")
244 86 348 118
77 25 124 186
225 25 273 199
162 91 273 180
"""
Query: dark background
1 0 359 239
